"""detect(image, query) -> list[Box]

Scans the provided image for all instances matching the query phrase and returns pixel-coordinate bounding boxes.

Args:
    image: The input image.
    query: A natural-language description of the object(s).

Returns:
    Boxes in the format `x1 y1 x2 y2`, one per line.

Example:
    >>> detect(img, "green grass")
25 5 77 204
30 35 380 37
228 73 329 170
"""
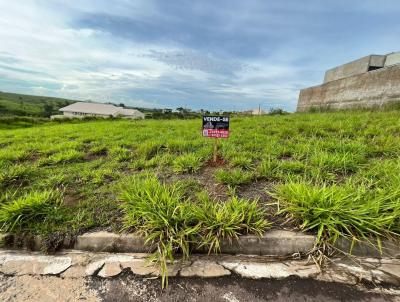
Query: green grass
0 91 75 117
273 182 400 246
119 175 268 286
173 153 203 173
0 190 62 232
215 168 254 186
0 109 400 283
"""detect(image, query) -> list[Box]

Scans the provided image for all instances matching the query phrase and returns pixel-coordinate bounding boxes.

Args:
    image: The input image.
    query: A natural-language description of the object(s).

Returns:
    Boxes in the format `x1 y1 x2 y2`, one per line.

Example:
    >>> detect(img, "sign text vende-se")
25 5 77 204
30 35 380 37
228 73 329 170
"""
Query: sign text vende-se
202 115 230 138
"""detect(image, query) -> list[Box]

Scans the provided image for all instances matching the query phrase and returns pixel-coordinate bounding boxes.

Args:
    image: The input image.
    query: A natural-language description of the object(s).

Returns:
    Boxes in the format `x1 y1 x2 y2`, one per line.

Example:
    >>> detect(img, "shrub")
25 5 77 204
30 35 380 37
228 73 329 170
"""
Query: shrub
0 190 62 232
173 153 203 173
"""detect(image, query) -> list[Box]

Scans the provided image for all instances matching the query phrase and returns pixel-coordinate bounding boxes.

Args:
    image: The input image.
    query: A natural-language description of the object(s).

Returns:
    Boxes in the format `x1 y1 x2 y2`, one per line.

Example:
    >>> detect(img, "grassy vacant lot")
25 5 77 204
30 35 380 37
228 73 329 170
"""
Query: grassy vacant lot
1 110 400 279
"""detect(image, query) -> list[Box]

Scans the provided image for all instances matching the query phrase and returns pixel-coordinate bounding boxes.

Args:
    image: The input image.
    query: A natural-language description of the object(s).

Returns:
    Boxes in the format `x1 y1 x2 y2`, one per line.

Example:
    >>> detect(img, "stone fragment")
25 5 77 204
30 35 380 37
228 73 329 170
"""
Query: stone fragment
0 255 71 275
379 263 400 280
335 262 373 282
219 261 318 279
180 260 231 278
121 259 158 276
98 262 122 278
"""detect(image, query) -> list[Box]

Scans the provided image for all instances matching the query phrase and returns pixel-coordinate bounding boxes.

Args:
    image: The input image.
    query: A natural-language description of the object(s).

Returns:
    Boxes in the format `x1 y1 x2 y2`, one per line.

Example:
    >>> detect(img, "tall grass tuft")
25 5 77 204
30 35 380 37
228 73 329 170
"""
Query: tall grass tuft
172 153 203 173
120 175 268 287
0 190 62 232
272 182 400 248
193 193 269 253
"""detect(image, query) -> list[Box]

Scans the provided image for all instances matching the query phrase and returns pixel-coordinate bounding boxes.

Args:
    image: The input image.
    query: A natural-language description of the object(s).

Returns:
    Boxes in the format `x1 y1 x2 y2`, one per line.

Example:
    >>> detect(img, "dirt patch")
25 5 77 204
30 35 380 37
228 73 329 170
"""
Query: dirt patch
205 155 226 168
63 190 82 207
0 274 100 302
165 166 230 201
84 151 107 162
89 272 397 302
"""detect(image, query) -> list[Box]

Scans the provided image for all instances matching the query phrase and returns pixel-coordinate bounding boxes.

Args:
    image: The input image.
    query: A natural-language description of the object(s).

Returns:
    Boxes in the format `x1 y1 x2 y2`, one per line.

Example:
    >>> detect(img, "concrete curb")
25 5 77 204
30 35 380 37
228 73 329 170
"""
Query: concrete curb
74 230 317 256
2 231 399 258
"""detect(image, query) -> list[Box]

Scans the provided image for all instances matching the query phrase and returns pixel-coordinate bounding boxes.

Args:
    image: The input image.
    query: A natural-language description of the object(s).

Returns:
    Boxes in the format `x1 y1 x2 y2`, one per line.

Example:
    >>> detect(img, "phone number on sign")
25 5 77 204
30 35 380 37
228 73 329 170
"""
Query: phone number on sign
202 129 229 138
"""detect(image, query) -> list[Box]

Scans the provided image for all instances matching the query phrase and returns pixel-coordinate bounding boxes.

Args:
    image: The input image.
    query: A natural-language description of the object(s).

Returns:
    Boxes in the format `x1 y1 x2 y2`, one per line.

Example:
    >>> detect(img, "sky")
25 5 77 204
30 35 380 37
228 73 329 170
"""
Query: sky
0 1 399 111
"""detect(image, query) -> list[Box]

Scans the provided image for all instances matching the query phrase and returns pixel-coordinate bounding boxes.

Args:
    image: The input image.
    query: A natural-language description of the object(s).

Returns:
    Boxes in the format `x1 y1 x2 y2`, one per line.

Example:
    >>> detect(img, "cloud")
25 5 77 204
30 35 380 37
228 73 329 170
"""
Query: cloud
0 0 399 111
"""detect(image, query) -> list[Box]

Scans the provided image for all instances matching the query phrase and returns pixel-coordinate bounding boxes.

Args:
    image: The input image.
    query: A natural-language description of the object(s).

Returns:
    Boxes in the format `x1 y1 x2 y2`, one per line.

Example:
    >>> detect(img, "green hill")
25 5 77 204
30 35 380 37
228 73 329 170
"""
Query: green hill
0 91 76 117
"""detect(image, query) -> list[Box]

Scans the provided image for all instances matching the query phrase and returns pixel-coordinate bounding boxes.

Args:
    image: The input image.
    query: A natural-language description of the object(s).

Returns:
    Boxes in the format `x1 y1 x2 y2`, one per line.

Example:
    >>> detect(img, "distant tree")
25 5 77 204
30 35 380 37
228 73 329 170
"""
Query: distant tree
176 107 185 113
43 104 54 117
269 108 288 115
119 103 125 108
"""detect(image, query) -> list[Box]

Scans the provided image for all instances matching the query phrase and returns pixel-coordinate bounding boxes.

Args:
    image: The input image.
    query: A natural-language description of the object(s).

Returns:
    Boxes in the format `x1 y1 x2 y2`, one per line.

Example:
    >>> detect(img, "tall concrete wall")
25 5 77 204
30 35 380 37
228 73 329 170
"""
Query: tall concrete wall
323 55 386 83
297 64 400 112
385 52 400 67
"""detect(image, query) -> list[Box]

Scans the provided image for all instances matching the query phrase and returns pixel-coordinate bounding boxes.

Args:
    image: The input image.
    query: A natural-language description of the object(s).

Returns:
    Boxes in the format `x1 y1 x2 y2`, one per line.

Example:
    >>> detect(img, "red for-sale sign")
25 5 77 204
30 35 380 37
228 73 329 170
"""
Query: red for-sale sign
202 116 230 138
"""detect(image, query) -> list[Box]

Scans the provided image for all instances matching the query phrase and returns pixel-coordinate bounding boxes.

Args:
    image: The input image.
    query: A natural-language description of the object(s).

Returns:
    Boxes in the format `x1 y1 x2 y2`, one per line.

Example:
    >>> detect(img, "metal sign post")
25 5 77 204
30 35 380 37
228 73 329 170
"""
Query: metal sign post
202 115 230 162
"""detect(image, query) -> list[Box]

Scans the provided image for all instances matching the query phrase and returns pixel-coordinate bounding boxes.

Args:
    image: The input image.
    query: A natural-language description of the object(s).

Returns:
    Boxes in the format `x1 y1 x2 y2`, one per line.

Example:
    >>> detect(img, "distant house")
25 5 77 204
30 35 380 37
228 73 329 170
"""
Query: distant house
58 102 145 119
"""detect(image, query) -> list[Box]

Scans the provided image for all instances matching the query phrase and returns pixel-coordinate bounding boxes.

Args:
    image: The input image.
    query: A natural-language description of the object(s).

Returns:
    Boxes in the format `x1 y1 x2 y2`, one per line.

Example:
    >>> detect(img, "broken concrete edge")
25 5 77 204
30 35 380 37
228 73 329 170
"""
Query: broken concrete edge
1 230 399 259
0 249 399 287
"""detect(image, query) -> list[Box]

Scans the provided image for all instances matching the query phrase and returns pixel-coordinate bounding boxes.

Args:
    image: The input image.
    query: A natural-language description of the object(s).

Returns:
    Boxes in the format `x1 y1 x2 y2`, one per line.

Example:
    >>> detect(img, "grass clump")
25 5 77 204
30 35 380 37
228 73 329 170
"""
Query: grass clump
310 152 364 174
229 154 253 170
215 168 254 186
193 193 269 253
0 190 62 232
0 164 35 187
172 153 203 173
42 149 84 165
120 175 268 287
120 176 198 286
272 182 400 247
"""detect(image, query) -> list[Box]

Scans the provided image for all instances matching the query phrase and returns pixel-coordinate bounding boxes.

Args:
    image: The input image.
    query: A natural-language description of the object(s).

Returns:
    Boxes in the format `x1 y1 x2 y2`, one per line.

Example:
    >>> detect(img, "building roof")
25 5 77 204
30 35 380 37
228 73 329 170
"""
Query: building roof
59 102 143 116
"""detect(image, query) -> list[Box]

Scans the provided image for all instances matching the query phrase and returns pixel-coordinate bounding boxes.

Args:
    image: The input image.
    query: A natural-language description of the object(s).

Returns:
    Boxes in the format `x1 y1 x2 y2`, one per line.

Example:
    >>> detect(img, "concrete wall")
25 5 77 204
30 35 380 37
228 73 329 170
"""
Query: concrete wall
297 64 400 112
323 55 386 83
385 52 400 67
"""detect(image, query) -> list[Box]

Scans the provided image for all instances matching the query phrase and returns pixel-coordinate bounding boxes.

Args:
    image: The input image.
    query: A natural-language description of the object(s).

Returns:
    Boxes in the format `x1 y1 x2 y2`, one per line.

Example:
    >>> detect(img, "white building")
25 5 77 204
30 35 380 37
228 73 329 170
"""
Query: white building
58 102 145 119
